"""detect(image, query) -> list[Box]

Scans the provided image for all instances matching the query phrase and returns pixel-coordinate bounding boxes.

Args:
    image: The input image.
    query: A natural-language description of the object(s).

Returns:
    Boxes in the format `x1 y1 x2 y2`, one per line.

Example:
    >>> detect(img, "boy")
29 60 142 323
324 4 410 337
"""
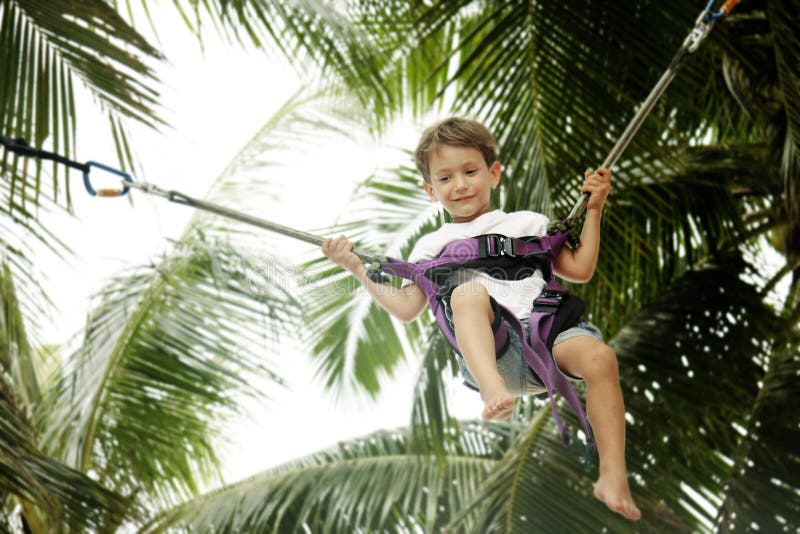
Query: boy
322 117 640 521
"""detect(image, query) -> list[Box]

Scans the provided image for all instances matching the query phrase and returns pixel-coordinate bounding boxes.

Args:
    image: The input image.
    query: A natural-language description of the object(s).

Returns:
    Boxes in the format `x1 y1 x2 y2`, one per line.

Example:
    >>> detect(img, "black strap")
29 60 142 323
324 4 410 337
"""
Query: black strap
541 293 585 350
0 136 89 173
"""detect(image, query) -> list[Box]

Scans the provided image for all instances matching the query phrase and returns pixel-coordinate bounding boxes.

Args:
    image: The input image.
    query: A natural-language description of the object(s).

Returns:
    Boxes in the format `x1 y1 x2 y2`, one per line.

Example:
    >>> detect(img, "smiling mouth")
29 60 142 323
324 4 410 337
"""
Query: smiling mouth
453 195 474 201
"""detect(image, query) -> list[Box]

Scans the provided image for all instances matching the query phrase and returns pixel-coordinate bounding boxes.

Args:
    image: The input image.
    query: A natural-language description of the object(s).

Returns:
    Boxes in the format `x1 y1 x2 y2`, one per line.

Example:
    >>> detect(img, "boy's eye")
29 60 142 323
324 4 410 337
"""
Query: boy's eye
439 176 450 182
466 169 478 175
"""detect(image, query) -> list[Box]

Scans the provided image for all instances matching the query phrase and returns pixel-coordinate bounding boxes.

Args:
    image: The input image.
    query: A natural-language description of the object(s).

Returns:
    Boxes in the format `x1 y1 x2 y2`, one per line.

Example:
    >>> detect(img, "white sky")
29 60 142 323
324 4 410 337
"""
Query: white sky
34 7 482 488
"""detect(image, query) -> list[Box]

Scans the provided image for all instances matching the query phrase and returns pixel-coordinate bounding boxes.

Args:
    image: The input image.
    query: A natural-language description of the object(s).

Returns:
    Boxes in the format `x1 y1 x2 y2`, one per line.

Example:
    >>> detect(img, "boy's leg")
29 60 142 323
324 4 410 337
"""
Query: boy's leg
449 281 514 420
553 336 641 521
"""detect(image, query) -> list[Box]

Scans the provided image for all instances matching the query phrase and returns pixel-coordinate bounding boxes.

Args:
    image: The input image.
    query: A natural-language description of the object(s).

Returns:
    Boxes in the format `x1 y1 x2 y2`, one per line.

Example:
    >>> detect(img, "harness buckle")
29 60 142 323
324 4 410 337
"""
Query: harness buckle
540 288 563 299
483 234 516 258
532 288 564 314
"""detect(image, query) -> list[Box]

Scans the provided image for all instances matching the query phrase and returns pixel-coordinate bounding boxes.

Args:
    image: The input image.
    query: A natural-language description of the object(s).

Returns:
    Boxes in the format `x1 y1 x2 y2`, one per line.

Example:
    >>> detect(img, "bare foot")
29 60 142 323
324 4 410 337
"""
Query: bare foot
480 383 514 420
593 474 641 521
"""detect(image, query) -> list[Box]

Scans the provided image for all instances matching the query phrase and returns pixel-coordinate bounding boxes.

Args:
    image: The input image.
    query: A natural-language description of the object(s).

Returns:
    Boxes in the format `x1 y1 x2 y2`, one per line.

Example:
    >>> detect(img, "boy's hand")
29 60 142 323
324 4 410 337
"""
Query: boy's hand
322 235 364 274
582 167 611 211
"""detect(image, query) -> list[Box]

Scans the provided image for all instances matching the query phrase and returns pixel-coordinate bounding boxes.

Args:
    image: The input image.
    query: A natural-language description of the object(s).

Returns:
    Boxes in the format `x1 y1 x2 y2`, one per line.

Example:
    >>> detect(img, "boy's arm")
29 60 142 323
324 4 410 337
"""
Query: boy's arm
553 168 611 283
322 235 428 323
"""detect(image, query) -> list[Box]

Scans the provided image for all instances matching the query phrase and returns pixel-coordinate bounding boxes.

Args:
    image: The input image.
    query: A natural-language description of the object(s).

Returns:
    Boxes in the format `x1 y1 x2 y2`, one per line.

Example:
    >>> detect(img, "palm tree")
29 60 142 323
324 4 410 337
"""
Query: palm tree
2 0 798 531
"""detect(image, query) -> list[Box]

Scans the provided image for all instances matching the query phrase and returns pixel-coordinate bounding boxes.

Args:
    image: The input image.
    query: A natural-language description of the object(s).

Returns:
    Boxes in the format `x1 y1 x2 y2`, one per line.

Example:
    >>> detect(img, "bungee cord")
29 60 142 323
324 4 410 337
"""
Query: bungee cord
0 136 382 258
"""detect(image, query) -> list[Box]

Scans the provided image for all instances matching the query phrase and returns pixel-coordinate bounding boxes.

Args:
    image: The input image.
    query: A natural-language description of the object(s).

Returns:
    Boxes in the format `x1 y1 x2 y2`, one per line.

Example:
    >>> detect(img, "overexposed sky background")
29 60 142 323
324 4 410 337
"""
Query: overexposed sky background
35 6 481 487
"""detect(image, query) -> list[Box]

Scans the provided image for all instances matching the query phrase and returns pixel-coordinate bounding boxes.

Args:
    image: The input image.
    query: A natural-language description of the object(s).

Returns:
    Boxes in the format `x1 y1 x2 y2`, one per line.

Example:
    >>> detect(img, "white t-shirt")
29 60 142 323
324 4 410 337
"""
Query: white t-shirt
406 209 550 319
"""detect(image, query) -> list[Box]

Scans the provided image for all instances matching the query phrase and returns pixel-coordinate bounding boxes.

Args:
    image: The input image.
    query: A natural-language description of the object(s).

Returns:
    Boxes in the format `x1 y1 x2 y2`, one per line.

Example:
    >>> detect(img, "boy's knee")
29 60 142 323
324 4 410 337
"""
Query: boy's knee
449 282 492 318
583 345 619 381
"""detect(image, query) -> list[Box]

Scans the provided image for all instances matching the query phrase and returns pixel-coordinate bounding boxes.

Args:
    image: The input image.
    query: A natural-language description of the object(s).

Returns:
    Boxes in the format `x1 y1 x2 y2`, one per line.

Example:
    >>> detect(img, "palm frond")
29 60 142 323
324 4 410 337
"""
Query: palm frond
0 380 132 530
40 235 299 506
0 261 40 410
0 170 71 344
26 85 364 517
143 424 510 533
1 264 131 530
613 254 790 531
714 335 800 531
451 406 639 533
765 0 800 306
407 325 461 461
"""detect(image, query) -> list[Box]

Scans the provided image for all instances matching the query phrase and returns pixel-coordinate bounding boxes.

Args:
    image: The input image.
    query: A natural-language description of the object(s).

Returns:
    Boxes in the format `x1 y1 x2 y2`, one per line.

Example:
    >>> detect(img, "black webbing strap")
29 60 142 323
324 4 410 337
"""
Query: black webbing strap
0 136 89 173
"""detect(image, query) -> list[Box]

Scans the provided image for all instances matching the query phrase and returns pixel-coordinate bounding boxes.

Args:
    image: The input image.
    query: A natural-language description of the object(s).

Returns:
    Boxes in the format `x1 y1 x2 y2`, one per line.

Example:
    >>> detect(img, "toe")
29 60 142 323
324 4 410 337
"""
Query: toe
491 398 514 420
626 504 641 521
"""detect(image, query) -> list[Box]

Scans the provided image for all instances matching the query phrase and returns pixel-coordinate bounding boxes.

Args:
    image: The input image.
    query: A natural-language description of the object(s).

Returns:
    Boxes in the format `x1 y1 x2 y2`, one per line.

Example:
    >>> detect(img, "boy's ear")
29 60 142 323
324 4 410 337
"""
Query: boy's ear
490 161 502 188
423 180 437 201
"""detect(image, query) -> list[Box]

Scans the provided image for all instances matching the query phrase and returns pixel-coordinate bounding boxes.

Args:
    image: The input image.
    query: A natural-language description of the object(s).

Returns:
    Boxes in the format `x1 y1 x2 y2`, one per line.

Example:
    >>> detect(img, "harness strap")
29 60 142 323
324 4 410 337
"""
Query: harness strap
525 309 593 449
438 233 559 260
437 296 510 357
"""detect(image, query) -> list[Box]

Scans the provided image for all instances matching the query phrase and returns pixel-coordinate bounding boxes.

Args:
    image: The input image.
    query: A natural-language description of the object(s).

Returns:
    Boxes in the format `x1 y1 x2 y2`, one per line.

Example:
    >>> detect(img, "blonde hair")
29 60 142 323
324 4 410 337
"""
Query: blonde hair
414 117 498 182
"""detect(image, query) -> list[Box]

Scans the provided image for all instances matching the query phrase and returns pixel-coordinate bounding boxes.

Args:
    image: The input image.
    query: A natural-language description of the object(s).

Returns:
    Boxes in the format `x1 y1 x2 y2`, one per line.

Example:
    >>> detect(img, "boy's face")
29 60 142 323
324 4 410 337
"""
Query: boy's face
423 145 501 223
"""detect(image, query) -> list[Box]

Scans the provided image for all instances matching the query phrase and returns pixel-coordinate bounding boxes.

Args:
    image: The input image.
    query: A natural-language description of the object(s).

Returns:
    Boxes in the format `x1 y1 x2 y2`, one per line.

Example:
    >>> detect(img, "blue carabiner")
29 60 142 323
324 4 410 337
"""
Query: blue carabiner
702 0 726 22
83 161 133 197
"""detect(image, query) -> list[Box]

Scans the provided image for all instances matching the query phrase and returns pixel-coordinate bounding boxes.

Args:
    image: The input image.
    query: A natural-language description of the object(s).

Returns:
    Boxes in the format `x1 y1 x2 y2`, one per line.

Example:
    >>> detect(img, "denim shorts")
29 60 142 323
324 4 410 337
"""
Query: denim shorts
458 319 604 397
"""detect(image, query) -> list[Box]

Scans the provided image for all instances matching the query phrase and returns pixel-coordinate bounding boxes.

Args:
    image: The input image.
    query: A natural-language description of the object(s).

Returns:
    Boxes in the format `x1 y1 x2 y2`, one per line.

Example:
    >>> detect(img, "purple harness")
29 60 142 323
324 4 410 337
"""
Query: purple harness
378 230 594 452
